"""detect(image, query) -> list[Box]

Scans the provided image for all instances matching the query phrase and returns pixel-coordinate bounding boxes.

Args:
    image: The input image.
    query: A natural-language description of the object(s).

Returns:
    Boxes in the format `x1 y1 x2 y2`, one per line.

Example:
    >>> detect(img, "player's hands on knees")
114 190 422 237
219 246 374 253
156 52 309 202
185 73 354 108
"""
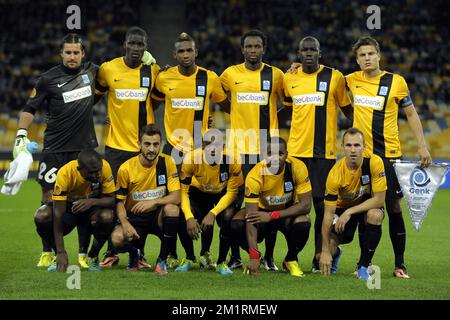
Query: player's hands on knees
418 146 432 167
246 211 270 224
72 199 94 214
56 251 68 272
200 212 215 231
131 200 157 214
287 62 301 74
319 252 332 276
335 211 351 234
186 218 201 240
123 222 140 242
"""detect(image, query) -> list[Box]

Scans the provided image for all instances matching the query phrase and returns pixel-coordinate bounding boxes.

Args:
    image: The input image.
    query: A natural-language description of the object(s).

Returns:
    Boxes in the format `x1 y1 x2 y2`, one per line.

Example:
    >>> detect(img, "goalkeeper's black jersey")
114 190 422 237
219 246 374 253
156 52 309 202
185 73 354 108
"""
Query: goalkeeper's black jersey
24 62 99 153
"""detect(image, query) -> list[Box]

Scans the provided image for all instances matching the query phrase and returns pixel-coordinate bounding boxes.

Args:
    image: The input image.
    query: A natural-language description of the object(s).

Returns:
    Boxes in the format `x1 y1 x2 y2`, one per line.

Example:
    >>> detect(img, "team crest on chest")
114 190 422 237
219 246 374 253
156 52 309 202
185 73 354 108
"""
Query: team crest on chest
379 86 388 96
262 80 271 91
82 74 90 84
284 181 293 192
158 174 166 185
220 172 229 181
197 85 205 96
142 77 150 87
319 81 327 92
361 175 370 185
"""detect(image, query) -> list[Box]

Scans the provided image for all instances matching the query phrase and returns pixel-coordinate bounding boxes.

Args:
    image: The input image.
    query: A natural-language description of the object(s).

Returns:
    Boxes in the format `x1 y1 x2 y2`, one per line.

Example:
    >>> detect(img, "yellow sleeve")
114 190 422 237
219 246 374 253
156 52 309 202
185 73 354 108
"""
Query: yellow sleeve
395 75 413 108
335 70 351 107
210 71 228 103
293 160 312 196
95 62 108 95
210 163 242 215
282 73 293 107
370 156 387 193
274 68 286 102
151 73 165 101
116 163 129 201
180 158 195 220
52 165 70 201
101 160 116 195
324 165 339 207
219 69 230 92
167 157 181 193
244 168 262 204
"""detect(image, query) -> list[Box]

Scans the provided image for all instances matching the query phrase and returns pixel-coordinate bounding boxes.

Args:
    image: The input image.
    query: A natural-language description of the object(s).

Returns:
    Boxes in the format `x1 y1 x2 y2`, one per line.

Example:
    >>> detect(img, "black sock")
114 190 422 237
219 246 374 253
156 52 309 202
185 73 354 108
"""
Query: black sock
160 216 179 261
388 212 406 267
360 223 382 268
285 221 311 262
105 238 117 256
88 221 114 258
77 224 91 254
200 225 214 256
264 230 277 260
178 218 196 261
313 197 324 256
230 219 248 252
217 225 231 264
357 218 366 266
35 219 54 252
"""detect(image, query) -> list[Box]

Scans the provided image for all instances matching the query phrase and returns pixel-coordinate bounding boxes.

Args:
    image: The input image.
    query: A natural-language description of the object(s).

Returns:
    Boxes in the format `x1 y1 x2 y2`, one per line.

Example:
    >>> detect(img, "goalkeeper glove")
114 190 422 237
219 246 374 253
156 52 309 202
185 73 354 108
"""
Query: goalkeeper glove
13 129 38 158
141 51 156 65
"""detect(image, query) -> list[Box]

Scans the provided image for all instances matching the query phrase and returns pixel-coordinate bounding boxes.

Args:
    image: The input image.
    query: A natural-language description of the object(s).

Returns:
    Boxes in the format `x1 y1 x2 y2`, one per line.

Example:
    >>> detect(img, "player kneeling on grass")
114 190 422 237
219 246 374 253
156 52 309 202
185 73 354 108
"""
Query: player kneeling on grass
238 137 312 277
40 149 116 272
111 125 180 275
319 128 386 281
176 130 243 275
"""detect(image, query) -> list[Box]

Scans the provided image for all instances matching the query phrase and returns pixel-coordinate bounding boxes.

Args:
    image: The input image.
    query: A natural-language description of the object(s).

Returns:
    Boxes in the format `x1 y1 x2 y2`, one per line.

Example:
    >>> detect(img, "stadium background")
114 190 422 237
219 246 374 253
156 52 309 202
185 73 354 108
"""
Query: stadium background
0 0 449 185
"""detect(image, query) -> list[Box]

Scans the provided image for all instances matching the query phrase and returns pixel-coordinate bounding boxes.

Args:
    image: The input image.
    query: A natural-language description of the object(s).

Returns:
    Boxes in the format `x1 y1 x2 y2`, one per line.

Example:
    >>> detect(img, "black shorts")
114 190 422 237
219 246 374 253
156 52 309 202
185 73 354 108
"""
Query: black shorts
188 187 226 223
235 154 261 210
255 208 296 244
127 207 163 239
381 157 403 199
294 157 335 198
49 202 99 236
105 146 139 178
37 151 80 190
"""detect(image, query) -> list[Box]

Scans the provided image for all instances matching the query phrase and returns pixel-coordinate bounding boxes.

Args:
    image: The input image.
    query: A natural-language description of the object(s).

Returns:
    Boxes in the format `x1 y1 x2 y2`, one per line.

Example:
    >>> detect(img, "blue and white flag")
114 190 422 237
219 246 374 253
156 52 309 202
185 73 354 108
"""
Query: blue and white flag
393 161 448 231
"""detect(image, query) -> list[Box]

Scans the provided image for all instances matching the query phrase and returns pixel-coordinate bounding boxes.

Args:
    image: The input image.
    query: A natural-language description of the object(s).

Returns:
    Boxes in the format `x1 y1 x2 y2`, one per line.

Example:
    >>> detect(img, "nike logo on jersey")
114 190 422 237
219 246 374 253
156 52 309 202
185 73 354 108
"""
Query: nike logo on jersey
114 79 120 82
235 81 243 85
356 85 364 88
57 82 68 88
169 88 176 91
291 85 300 89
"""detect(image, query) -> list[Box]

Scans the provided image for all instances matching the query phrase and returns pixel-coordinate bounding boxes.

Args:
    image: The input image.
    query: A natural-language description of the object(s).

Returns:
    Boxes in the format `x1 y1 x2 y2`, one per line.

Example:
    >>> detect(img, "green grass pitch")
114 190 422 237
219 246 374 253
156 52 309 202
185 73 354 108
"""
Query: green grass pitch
1 180 449 300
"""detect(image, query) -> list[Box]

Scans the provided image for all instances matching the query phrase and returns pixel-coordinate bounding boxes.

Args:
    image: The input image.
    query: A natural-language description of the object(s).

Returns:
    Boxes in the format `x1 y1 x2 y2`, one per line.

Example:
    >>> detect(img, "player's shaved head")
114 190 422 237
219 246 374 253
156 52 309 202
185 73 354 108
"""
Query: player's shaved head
77 149 103 169
342 127 365 145
299 36 320 50
125 26 148 42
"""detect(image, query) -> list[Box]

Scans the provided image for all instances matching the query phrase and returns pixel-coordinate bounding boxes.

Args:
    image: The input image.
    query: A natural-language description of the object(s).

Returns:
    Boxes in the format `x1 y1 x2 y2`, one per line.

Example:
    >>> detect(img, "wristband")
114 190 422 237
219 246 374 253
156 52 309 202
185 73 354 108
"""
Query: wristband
249 247 260 260
270 210 281 220
16 128 28 137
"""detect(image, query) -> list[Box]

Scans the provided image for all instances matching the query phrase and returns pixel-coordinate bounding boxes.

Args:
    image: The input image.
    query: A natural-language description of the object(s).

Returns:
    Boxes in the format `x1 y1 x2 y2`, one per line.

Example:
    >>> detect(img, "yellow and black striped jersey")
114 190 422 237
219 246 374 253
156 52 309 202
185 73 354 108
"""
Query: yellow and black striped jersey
116 154 180 212
244 156 311 211
346 70 412 158
180 148 243 218
151 66 227 153
283 65 351 159
52 159 115 201
220 63 283 155
95 57 160 152
324 154 387 208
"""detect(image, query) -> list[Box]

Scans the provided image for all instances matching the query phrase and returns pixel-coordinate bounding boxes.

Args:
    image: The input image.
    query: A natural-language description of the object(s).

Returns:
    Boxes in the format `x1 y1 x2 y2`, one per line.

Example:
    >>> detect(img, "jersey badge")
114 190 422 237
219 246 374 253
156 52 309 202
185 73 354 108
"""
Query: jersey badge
158 174 166 185
379 86 388 96
361 175 370 185
319 81 328 92
263 80 271 91
197 85 205 96
142 77 150 87
82 74 90 84
284 181 293 192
